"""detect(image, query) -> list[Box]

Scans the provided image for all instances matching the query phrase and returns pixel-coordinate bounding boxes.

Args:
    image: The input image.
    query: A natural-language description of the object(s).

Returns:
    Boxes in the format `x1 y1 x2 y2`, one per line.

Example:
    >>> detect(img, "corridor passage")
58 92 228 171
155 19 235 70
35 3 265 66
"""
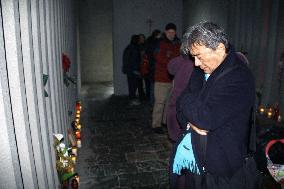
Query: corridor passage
75 83 283 189
77 83 171 189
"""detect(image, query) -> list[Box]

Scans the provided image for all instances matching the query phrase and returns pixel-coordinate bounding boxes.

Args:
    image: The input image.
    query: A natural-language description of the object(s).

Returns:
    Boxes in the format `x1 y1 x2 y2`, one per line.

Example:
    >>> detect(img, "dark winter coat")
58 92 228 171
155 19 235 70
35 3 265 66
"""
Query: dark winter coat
167 56 194 141
154 37 180 83
145 37 160 81
122 43 141 76
176 49 255 177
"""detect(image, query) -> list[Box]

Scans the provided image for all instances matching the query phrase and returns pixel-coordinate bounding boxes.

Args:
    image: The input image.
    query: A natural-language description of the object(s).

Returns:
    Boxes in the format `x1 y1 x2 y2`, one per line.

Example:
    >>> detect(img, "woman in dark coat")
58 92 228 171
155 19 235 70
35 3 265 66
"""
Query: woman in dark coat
167 55 194 189
167 55 194 142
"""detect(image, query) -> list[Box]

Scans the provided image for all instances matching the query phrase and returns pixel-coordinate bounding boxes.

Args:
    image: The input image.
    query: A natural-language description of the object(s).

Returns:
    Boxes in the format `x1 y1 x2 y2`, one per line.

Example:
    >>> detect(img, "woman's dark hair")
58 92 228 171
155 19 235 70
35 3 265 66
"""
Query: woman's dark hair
181 21 229 55
151 29 161 38
138 33 146 40
130 34 139 44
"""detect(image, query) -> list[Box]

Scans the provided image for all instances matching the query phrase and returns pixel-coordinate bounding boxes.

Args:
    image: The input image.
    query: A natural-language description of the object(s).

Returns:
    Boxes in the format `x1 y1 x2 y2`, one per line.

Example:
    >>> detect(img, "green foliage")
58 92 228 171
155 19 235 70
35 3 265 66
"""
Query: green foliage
54 137 75 183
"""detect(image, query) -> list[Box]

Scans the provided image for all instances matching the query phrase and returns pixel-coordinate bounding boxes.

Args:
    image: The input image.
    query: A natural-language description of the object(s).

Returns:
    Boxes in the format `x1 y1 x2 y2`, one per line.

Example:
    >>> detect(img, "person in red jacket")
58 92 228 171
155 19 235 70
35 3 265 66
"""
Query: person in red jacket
152 23 181 134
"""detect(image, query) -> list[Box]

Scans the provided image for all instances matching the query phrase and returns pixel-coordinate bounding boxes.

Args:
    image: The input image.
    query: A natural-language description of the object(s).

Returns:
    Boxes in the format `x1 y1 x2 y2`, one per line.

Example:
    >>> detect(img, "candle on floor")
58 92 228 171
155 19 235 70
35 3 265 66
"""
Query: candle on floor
267 109 273 118
76 102 82 111
76 124 81 130
259 107 265 115
72 147 77 156
75 130 81 139
77 139 82 148
71 155 76 164
278 115 282 122
76 113 80 119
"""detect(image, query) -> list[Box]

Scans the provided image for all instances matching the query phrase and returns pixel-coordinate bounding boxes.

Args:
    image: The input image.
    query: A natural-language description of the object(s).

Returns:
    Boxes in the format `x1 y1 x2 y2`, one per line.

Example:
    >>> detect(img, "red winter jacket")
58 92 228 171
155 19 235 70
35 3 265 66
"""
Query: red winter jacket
154 37 180 83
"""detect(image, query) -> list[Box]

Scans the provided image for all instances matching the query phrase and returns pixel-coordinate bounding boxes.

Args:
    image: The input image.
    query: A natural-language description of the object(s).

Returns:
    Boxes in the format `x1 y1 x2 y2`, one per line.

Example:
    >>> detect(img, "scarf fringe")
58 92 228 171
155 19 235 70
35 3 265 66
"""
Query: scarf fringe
173 159 200 175
172 132 200 175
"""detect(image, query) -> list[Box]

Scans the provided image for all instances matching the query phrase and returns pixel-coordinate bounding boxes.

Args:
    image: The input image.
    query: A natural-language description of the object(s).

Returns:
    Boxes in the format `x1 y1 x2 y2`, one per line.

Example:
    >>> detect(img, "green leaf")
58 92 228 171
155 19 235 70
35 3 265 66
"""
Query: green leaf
43 74 49 85
61 172 75 182
44 90 48 97
67 75 76 84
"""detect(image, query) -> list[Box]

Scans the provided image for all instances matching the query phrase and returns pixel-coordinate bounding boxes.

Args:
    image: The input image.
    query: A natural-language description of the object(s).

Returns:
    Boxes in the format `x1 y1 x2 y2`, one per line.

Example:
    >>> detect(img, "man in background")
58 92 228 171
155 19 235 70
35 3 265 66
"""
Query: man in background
152 23 180 134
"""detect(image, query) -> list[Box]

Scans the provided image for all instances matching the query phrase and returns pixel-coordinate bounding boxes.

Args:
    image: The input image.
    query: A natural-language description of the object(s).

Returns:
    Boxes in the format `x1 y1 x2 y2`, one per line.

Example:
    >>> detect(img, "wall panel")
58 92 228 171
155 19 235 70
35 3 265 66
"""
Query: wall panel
0 4 23 189
39 0 58 186
0 0 78 188
19 0 48 187
1 0 38 188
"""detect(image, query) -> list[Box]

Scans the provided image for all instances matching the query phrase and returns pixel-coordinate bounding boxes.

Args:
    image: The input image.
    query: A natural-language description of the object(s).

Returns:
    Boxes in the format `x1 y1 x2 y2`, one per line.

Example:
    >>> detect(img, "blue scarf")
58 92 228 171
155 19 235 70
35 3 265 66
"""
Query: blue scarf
172 132 200 175
205 73 210 81
173 73 209 175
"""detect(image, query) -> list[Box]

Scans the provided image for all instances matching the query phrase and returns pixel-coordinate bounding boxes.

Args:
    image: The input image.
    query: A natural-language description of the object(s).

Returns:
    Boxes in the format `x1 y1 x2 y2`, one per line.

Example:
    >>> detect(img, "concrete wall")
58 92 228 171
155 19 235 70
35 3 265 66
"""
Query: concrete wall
113 0 183 95
183 0 284 112
79 0 113 84
0 0 78 188
183 0 229 31
270 0 284 112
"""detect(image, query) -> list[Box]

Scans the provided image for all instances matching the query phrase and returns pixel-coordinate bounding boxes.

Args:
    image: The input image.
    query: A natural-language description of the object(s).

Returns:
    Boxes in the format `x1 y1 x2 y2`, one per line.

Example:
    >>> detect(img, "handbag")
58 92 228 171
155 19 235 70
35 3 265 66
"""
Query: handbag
265 139 284 184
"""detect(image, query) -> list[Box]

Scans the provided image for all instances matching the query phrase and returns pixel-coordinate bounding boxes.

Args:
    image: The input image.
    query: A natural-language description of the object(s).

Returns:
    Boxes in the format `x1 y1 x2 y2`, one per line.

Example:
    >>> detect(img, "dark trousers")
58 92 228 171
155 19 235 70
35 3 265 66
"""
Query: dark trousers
143 76 151 99
127 74 145 99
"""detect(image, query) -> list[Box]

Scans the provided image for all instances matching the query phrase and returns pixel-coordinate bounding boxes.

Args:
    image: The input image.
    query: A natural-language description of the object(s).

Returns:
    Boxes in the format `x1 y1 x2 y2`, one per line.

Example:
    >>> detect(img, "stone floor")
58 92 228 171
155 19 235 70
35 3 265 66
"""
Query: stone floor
77 82 171 189
76 82 283 189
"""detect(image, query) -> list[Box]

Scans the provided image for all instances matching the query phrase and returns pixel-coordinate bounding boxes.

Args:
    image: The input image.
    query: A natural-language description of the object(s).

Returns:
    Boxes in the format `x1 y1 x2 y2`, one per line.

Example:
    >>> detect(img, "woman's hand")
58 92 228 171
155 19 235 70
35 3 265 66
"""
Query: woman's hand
187 123 208 135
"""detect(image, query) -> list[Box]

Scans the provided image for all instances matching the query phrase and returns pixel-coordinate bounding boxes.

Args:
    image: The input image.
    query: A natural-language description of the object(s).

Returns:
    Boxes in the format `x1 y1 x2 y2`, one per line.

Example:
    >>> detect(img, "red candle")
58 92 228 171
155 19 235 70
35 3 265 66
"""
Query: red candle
76 102 82 111
75 130 81 139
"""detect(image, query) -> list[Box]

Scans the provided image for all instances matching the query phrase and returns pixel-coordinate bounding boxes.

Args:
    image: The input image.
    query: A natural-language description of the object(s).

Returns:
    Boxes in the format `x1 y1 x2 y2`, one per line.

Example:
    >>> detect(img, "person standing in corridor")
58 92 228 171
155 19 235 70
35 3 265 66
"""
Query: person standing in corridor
176 21 258 188
152 23 180 134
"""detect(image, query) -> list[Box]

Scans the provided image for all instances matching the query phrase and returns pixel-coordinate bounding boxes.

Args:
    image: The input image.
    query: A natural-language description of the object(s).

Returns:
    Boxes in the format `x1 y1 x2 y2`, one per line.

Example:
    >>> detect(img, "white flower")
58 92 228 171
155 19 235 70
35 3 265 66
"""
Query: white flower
53 133 64 141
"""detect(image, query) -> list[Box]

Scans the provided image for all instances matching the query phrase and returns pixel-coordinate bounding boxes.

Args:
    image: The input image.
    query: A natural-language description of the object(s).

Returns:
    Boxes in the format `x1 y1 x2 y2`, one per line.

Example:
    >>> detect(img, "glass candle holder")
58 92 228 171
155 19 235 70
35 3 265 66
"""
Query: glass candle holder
71 155 76 164
259 106 265 115
267 108 273 118
75 130 81 139
72 147 77 156
77 139 82 148
277 115 282 122
76 124 81 130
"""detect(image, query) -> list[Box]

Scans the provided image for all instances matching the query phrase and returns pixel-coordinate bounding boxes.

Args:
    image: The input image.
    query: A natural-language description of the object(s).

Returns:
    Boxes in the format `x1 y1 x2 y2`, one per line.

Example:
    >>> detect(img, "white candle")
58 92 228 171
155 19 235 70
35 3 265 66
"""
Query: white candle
71 155 76 164
259 108 265 115
77 124 81 130
72 147 77 156
278 115 282 122
267 111 273 118
77 139 82 148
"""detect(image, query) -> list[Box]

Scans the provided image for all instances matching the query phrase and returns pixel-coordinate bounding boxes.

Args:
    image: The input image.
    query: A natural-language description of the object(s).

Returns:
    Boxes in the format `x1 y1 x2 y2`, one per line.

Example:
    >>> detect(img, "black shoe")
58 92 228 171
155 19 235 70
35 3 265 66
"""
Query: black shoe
161 123 167 128
153 127 164 134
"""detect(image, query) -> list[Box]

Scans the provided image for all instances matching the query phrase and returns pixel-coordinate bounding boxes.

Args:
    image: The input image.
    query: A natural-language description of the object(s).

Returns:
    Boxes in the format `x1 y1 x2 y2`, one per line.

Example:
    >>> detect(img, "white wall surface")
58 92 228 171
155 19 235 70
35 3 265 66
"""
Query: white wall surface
79 0 113 84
